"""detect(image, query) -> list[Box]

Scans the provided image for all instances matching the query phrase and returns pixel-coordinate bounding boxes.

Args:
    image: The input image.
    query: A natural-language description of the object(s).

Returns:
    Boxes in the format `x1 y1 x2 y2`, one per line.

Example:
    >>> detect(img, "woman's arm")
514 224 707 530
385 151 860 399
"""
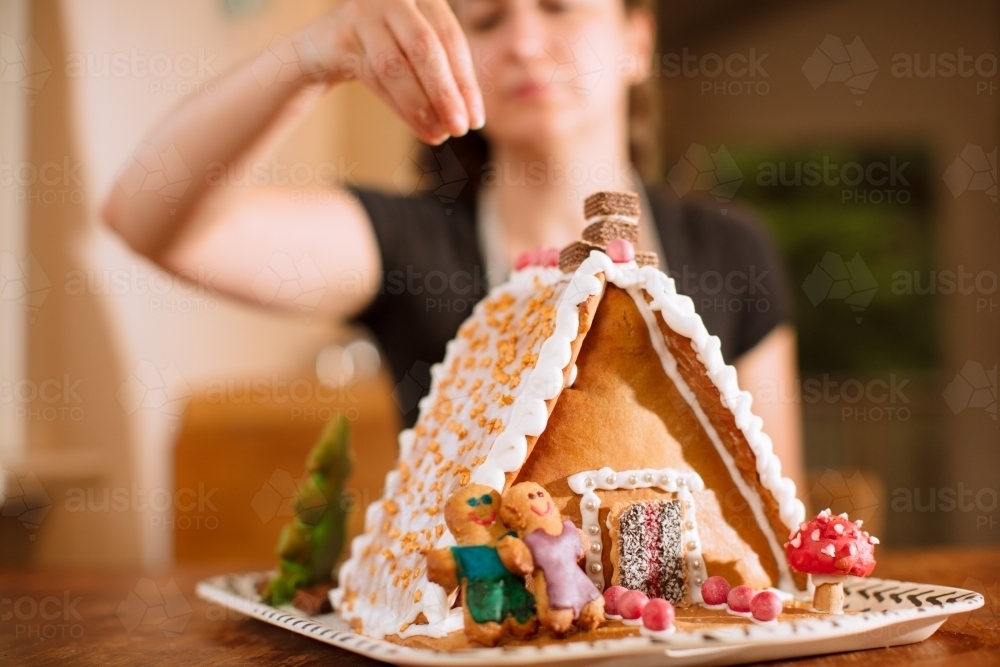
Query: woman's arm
734 324 806 496
102 0 484 320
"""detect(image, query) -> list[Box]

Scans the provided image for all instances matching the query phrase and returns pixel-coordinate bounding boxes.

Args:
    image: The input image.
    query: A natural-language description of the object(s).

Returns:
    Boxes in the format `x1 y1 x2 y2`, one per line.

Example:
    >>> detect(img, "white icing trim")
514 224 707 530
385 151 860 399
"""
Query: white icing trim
567 466 707 604
567 363 579 388
625 283 797 592
750 617 779 626
640 625 677 638
585 213 639 226
333 251 806 639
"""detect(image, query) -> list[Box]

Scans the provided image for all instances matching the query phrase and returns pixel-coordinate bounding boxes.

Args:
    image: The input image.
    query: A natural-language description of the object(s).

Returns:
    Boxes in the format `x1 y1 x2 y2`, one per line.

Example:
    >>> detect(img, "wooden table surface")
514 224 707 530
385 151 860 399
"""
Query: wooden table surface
2 549 997 667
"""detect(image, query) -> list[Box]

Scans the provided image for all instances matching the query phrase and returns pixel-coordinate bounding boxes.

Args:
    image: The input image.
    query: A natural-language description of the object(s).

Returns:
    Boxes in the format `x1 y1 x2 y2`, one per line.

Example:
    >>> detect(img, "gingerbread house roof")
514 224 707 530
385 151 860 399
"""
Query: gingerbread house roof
332 250 806 639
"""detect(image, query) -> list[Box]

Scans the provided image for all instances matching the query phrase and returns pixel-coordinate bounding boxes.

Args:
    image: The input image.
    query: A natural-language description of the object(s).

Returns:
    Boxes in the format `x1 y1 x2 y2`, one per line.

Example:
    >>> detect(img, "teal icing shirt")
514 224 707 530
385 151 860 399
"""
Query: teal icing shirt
449 539 535 624
451 544 509 580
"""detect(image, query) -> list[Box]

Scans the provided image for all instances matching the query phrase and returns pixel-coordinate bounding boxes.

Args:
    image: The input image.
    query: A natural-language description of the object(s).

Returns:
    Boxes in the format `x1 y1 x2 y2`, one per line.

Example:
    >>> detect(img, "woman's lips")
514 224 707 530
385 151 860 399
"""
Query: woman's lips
509 79 548 100
530 501 552 516
469 510 496 526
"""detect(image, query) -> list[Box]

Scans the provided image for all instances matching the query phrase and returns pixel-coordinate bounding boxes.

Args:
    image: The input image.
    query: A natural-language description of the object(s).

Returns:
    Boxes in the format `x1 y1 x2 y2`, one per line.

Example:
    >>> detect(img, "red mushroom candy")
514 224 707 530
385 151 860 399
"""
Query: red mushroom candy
785 509 879 614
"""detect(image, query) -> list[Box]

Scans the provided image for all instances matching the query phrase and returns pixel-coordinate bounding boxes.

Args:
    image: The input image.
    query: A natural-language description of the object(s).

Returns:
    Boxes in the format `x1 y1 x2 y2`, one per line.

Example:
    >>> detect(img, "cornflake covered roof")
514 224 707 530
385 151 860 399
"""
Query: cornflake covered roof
332 251 805 639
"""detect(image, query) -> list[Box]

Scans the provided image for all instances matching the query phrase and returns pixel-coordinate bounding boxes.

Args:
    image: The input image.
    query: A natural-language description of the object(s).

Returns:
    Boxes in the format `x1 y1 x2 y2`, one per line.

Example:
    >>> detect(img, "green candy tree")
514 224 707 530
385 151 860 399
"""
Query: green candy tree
263 415 354 606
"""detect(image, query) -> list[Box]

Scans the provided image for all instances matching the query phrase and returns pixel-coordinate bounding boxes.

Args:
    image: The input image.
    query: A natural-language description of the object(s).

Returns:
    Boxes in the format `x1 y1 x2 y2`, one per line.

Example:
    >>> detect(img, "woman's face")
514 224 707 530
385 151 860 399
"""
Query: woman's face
454 0 652 148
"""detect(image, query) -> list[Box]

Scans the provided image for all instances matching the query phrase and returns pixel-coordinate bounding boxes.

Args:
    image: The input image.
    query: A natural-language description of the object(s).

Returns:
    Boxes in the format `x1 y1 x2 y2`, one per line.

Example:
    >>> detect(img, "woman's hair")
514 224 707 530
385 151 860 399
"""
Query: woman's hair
422 0 660 205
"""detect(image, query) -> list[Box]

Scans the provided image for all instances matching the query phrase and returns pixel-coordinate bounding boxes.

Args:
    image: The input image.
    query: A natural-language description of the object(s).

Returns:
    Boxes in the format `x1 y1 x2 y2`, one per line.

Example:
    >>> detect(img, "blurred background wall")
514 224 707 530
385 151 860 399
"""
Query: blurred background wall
0 0 996 568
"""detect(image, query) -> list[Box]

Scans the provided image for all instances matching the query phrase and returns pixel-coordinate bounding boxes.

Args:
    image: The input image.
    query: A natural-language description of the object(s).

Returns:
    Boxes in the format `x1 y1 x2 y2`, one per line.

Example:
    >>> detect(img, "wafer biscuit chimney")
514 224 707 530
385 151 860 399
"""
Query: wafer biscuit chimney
559 191 658 273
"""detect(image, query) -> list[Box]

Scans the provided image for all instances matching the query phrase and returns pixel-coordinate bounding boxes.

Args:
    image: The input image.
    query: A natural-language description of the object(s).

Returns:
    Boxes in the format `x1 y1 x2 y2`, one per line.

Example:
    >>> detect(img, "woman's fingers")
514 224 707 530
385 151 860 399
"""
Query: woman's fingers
384 5 470 137
415 0 484 129
354 23 449 144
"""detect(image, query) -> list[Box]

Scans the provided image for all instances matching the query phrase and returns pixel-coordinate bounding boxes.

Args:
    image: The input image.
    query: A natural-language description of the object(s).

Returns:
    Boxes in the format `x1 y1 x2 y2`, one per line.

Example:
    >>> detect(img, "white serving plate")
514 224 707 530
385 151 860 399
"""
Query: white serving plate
196 572 983 666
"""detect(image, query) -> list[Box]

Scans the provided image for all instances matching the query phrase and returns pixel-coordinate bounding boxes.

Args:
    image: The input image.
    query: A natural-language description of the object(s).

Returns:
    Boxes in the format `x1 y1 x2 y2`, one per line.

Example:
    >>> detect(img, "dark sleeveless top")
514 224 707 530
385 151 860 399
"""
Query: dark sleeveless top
352 187 790 426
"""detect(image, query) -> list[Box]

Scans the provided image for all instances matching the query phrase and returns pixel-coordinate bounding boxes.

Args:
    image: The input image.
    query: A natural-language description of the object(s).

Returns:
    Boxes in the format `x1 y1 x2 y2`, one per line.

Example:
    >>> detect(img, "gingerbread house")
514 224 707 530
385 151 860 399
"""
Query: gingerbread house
332 192 807 640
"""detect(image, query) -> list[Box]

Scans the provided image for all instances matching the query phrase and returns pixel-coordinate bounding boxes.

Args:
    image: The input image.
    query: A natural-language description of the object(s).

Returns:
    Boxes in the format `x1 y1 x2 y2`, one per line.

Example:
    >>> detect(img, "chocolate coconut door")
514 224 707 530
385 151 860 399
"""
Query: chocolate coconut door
567 466 706 605
608 499 688 603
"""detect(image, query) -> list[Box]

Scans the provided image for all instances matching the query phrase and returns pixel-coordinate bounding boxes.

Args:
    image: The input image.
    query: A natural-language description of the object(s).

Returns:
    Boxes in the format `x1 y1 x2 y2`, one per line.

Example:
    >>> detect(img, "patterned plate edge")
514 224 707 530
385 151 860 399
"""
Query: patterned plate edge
195 573 985 662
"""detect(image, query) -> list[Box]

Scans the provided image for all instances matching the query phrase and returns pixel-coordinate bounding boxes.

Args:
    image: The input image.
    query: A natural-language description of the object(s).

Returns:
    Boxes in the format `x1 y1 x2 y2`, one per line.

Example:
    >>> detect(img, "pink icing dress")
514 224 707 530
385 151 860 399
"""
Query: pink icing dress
523 520 601 615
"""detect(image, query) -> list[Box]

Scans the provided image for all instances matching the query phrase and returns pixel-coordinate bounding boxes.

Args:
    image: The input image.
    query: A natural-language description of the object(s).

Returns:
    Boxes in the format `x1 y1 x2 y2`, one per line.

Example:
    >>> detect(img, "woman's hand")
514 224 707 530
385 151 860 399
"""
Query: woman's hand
311 0 485 144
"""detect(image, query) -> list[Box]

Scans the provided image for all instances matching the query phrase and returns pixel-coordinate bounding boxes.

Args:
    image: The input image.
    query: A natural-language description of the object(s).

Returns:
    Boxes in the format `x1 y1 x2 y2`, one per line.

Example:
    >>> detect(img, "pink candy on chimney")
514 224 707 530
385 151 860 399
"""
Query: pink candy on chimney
785 509 877 577
514 246 560 270
605 238 635 263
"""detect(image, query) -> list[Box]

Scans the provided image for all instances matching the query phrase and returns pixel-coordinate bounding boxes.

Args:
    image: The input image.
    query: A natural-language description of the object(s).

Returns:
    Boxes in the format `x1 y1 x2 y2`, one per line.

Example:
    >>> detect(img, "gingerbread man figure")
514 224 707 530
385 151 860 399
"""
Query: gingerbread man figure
499 482 604 635
425 484 537 646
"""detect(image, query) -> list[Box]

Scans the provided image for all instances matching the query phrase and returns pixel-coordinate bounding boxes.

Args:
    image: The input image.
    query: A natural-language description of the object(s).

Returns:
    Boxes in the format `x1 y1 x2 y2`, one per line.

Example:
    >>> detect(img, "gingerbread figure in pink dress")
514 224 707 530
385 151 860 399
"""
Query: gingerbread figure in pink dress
499 482 604 635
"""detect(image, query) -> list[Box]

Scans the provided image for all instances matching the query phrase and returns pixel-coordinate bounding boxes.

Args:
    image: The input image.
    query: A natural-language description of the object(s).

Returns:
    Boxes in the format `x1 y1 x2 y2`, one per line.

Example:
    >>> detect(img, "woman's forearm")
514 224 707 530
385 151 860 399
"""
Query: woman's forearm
102 20 343 260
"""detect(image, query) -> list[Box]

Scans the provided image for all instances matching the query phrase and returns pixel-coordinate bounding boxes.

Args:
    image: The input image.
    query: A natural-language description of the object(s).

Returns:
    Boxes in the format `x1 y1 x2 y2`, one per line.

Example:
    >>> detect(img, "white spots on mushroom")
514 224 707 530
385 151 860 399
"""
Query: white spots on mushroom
810 529 820 542
820 544 836 558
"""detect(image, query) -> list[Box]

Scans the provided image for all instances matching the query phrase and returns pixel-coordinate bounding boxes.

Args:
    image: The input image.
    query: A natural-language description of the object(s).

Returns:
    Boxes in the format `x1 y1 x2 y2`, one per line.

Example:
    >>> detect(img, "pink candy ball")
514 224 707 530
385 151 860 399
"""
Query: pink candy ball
727 585 755 613
514 246 560 270
701 576 731 606
605 238 635 263
540 246 560 267
751 591 782 622
641 598 675 632
603 585 628 616
617 590 649 620
514 249 536 270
